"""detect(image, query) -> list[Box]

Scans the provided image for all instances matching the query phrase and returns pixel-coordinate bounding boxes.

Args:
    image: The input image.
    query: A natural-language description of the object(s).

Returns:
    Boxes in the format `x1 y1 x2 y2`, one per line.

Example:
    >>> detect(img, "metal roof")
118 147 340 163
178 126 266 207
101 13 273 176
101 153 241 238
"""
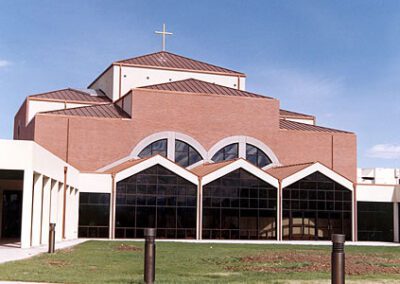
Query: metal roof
280 109 314 119
139 78 272 99
29 88 110 103
43 103 130 119
115 51 245 76
190 160 237 177
265 162 315 180
280 119 353 134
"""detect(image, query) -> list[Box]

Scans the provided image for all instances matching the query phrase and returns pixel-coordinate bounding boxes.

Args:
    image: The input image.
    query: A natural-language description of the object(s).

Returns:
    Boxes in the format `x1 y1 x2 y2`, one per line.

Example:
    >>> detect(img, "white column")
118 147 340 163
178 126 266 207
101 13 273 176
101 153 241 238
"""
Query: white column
21 169 34 248
277 185 281 241
64 186 70 239
56 183 64 241
49 180 58 224
73 189 79 238
66 187 74 239
238 138 246 159
167 132 175 161
196 182 202 240
394 203 399 242
41 177 51 245
31 173 43 247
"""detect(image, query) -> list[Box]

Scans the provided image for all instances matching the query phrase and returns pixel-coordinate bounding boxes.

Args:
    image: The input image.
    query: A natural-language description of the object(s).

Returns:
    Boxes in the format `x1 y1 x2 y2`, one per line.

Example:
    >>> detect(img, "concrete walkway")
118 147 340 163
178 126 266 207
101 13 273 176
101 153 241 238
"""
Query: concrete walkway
0 239 87 264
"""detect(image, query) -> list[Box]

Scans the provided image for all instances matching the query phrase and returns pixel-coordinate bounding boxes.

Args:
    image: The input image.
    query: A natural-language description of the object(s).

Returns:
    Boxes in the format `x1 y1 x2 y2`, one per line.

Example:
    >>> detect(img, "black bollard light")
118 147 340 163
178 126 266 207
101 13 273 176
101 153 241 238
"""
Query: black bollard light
48 223 56 254
144 228 156 284
331 234 345 284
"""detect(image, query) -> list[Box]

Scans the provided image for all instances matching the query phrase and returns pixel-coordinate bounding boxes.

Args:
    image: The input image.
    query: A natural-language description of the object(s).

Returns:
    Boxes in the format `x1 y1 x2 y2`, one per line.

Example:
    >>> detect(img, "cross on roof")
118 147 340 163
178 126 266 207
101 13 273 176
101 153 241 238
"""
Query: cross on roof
155 24 173 51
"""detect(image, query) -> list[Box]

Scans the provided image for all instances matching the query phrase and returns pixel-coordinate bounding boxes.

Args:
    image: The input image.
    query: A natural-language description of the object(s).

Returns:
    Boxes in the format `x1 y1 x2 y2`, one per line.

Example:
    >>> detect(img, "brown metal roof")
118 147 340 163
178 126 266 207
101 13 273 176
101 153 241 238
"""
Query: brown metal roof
115 51 245 76
190 160 237 177
139 78 272 99
280 119 352 134
29 88 110 103
265 162 315 180
102 158 149 174
280 109 314 119
42 103 130 119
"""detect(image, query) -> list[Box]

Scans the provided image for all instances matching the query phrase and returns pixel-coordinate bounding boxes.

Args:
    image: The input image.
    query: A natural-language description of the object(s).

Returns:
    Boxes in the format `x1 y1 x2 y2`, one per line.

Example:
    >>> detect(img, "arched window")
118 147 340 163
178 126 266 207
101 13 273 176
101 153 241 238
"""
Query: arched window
246 144 272 168
211 143 238 162
175 140 202 167
138 139 167 158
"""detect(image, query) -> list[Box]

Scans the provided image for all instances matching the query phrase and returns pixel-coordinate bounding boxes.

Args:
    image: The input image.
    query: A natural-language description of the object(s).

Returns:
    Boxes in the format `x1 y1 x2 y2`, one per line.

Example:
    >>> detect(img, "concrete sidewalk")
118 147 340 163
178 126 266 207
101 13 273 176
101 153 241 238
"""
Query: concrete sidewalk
0 239 86 264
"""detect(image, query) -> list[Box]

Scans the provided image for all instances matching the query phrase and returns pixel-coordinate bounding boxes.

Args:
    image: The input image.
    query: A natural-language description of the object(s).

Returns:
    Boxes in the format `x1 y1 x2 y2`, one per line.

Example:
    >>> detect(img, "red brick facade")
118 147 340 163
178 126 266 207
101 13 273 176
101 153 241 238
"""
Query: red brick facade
15 87 357 181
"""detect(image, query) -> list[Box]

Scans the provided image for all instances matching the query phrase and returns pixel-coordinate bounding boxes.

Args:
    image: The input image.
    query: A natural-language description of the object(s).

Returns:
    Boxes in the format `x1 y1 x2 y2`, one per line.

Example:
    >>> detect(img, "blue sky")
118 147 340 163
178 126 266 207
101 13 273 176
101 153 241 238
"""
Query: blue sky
0 0 399 168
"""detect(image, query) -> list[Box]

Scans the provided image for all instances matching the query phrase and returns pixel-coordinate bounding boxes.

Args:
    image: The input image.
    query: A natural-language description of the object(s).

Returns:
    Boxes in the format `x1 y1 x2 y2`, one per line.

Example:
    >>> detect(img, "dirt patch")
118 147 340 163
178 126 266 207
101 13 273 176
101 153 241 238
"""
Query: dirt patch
60 247 74 254
47 260 69 267
115 244 143 252
225 250 400 275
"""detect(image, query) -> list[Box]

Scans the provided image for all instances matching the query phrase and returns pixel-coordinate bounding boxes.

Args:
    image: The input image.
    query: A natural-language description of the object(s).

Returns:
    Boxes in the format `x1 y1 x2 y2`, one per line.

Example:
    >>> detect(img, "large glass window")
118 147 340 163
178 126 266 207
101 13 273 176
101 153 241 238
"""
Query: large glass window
202 169 277 240
246 144 272 168
78 193 110 238
358 202 393 242
115 165 197 239
282 172 352 241
138 139 167 158
211 143 238 162
175 140 202 167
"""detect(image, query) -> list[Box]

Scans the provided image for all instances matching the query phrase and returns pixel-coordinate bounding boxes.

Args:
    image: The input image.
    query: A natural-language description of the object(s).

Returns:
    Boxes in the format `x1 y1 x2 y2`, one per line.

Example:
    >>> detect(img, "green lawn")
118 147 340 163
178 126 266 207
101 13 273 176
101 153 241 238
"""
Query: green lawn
1 241 400 283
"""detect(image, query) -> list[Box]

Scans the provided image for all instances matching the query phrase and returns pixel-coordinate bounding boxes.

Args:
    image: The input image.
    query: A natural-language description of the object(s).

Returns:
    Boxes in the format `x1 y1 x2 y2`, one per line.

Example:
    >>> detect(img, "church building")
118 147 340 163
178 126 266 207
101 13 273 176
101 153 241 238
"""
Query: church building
0 50 397 248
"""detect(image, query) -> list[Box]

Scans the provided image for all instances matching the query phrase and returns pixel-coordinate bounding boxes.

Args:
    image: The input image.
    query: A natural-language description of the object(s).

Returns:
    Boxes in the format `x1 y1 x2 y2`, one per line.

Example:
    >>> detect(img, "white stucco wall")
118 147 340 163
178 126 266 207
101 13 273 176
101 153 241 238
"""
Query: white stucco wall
27 100 94 124
79 173 112 193
89 65 116 100
358 168 400 184
356 184 400 202
94 65 246 101
0 140 81 248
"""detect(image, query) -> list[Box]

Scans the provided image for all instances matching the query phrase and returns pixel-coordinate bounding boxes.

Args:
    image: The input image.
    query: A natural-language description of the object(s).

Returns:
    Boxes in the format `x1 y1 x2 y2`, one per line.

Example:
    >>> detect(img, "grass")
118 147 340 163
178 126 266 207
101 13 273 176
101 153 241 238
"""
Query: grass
0 241 400 283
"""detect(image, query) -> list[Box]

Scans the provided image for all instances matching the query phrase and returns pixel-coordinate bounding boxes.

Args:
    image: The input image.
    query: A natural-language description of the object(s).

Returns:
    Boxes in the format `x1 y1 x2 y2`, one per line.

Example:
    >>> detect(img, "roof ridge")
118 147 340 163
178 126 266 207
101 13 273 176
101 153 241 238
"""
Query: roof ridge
159 51 245 75
29 88 71 98
114 51 165 64
114 51 245 75
138 78 273 99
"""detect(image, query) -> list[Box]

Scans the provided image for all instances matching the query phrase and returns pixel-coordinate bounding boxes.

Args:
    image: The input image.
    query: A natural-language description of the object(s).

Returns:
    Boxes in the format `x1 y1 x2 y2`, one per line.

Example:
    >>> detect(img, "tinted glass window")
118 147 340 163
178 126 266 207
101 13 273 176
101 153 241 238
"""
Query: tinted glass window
358 202 393 242
115 165 197 239
138 139 167 158
211 143 238 162
78 193 110 238
246 144 272 168
175 140 202 167
282 172 352 241
202 169 277 240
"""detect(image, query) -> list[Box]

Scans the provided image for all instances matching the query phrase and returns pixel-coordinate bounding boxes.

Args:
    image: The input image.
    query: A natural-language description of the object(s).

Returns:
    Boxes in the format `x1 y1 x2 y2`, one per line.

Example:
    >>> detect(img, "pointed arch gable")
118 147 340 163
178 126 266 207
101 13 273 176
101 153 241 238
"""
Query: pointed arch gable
200 159 279 188
114 155 199 185
281 162 353 190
